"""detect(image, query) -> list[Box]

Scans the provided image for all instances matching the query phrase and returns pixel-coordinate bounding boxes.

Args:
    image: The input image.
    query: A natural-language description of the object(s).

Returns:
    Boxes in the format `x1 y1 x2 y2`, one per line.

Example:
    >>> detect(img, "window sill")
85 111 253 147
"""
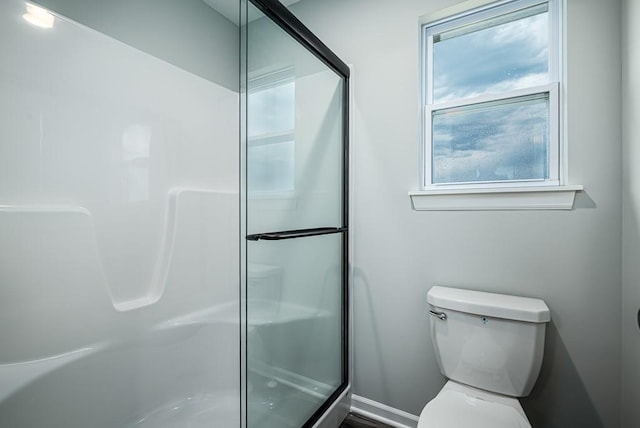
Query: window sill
409 185 584 211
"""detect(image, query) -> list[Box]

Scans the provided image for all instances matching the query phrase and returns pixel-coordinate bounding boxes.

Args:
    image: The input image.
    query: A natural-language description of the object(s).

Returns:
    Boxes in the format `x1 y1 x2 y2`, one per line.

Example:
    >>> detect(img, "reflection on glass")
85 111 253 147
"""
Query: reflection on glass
432 4 549 102
432 93 549 184
248 140 294 193
248 81 295 137
248 78 295 194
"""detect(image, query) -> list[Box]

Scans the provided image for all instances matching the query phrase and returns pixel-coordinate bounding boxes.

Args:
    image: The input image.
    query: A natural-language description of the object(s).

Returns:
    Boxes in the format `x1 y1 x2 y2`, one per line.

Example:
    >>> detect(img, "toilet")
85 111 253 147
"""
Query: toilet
418 286 550 428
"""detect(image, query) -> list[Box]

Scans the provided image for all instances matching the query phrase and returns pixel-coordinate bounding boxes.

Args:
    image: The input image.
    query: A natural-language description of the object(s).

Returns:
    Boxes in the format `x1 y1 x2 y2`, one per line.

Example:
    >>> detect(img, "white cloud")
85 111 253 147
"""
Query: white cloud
432 10 550 103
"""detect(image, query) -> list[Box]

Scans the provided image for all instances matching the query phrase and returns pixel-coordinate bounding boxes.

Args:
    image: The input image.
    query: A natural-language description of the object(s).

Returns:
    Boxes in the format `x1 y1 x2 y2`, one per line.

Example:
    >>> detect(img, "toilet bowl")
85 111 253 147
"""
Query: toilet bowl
418 286 550 428
418 381 530 428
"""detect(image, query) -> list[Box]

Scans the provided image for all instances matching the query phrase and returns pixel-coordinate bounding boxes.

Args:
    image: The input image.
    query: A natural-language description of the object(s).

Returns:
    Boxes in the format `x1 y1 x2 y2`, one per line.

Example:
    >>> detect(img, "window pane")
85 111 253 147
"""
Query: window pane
432 93 549 184
432 4 549 102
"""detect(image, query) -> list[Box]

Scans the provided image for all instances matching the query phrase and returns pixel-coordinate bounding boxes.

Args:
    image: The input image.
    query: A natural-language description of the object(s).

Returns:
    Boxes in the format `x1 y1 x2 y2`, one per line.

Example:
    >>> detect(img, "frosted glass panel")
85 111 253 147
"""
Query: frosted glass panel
432 93 549 184
432 4 549 102
247 234 343 428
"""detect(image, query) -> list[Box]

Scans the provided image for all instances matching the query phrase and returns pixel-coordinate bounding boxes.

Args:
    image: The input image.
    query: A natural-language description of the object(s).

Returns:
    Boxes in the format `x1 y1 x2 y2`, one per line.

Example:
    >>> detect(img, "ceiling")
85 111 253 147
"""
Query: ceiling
202 0 302 25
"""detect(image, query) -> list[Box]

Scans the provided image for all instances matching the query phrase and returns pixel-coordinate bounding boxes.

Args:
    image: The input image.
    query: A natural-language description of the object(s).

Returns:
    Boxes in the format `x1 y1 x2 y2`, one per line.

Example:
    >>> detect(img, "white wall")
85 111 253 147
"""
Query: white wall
621 0 640 426
290 0 622 426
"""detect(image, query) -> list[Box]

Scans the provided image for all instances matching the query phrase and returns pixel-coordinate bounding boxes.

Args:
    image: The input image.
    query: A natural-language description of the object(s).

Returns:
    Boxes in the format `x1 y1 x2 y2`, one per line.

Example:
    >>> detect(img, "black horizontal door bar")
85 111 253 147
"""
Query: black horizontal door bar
246 227 347 241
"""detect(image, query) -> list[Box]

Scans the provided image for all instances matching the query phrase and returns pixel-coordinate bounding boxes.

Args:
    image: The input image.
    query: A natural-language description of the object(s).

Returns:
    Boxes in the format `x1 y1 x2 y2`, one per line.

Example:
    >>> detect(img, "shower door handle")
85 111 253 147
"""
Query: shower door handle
246 227 347 241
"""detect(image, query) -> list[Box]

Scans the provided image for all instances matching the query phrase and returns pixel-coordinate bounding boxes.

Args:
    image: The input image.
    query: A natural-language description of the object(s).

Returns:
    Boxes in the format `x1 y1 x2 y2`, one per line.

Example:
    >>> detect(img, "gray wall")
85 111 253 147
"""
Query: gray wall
32 0 239 90
290 0 622 426
622 0 640 426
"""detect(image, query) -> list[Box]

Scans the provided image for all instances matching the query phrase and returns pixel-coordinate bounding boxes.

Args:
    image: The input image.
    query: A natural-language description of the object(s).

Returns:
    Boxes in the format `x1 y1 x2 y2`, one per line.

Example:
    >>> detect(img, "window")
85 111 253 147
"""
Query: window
247 69 295 194
422 0 561 190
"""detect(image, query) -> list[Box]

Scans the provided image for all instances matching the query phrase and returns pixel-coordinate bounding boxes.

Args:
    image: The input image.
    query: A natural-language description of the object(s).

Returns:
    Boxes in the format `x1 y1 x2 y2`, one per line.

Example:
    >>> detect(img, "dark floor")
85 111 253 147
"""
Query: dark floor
339 413 394 428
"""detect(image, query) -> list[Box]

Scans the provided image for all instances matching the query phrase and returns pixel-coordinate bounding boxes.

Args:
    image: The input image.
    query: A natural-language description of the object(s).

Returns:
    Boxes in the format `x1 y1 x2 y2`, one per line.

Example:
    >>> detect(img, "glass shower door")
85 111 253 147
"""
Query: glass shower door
243 1 349 427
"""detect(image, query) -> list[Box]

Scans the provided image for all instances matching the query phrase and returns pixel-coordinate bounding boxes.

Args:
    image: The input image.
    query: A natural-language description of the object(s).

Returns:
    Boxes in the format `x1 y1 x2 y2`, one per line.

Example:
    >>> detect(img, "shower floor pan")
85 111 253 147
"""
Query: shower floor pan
0 309 240 428
0 300 331 427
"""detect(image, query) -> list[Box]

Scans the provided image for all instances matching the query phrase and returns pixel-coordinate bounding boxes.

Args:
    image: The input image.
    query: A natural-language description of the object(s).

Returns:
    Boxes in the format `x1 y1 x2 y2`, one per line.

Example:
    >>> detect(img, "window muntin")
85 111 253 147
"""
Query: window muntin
423 0 560 189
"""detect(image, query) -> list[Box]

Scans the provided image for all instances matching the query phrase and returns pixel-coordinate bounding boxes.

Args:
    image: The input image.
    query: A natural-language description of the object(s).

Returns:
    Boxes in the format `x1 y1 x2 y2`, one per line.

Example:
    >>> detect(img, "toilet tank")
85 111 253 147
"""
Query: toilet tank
427 286 550 397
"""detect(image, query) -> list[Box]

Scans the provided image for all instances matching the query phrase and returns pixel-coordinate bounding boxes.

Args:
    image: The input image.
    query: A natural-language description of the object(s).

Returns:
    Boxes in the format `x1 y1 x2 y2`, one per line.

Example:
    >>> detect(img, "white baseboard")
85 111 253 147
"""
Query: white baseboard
350 395 419 428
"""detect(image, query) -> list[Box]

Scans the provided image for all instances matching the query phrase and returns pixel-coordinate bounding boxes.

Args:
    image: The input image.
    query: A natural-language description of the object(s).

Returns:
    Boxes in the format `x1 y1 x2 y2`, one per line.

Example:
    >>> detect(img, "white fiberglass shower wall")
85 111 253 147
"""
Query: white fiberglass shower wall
0 0 240 426
0 0 350 426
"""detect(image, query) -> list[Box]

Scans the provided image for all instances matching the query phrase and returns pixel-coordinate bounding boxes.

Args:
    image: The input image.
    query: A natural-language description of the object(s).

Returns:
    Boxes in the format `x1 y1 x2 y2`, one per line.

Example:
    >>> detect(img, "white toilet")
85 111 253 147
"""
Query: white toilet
418 286 551 428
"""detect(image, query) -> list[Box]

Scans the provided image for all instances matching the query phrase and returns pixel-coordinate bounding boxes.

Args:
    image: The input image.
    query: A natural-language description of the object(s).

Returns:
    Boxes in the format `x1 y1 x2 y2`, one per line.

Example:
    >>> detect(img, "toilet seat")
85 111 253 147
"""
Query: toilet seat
417 381 531 428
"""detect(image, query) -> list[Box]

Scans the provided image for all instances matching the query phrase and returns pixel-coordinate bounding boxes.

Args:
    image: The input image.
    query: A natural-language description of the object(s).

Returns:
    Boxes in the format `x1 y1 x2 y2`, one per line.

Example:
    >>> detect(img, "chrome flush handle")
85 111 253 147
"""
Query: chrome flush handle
429 310 447 321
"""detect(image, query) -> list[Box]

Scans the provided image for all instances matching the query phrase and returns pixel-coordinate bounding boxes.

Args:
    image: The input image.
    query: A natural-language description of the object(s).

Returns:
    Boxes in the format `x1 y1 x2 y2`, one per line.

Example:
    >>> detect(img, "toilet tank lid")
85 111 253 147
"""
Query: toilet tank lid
427 286 550 323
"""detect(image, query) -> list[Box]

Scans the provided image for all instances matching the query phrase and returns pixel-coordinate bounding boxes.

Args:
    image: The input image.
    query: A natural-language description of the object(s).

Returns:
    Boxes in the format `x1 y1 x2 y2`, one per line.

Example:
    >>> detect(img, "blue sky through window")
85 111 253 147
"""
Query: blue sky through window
428 3 553 185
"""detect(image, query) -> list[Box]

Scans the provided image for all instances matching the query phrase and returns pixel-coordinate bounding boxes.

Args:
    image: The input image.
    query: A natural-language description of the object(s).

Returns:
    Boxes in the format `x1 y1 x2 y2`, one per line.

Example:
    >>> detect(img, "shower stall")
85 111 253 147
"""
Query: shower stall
0 0 350 427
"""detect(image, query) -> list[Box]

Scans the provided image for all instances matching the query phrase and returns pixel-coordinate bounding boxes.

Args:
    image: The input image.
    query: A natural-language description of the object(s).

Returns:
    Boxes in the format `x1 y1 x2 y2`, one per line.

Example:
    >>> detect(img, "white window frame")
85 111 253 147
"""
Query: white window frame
421 0 563 191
